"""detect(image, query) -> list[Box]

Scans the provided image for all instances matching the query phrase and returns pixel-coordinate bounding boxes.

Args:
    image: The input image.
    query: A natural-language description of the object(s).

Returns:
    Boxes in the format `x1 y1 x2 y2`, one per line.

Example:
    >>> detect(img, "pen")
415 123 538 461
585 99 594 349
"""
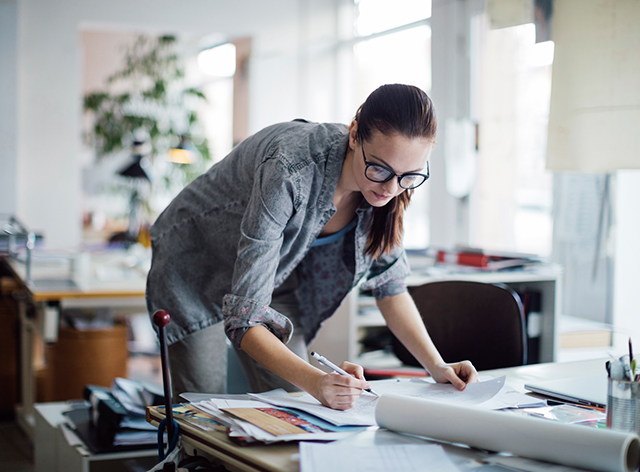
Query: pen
310 351 380 397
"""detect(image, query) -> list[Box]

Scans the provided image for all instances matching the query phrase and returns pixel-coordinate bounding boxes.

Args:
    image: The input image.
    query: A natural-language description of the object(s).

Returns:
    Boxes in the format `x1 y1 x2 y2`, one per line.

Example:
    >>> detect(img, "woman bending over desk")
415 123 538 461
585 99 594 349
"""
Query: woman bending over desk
146 84 478 410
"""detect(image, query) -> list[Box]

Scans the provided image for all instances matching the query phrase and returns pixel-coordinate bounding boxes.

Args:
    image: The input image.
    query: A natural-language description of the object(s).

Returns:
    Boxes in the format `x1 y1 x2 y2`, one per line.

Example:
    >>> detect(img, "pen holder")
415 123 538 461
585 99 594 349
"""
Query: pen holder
607 378 640 435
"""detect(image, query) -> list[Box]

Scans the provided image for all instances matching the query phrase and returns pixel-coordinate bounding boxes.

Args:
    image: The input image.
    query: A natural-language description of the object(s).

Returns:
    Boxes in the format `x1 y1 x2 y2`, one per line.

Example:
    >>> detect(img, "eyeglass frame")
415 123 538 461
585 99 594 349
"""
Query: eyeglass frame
359 135 430 190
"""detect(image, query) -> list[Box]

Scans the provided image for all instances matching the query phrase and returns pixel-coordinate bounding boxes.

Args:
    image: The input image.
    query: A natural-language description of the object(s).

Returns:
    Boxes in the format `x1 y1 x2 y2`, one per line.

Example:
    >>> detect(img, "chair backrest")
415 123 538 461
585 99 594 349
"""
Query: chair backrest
392 280 527 371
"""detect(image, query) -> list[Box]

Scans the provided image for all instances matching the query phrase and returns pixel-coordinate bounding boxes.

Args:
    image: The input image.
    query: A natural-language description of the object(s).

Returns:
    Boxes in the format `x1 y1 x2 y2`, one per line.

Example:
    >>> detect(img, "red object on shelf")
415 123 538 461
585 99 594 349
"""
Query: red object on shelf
457 252 490 267
437 250 489 267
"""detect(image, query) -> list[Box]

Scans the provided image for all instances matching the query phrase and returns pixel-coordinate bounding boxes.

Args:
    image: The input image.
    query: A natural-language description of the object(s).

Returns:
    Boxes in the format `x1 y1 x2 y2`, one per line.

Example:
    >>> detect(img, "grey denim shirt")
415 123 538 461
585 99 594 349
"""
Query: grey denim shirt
146 120 410 348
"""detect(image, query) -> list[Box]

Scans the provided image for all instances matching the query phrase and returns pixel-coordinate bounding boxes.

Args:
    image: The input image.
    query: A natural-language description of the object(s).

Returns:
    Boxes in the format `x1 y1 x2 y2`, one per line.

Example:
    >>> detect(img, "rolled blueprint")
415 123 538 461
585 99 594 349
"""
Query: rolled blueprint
375 393 640 472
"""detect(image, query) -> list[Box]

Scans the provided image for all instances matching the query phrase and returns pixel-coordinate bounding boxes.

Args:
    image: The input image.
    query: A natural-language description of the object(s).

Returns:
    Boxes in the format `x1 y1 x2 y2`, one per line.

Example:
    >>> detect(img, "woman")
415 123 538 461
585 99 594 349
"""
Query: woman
146 84 478 410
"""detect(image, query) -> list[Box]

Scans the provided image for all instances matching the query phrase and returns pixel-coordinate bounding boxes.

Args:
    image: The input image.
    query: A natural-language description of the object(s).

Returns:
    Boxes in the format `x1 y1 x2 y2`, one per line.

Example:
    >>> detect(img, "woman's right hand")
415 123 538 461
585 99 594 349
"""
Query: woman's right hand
314 362 371 410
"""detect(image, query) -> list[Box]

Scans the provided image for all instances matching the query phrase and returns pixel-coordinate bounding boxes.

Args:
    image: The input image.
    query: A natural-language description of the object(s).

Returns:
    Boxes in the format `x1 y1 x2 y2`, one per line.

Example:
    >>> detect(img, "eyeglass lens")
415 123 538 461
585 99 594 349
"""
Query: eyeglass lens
365 164 427 189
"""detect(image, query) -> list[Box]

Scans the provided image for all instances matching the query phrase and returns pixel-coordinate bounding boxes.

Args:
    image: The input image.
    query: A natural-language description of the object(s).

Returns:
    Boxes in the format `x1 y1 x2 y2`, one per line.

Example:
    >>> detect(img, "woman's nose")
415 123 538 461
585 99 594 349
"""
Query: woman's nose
381 177 399 195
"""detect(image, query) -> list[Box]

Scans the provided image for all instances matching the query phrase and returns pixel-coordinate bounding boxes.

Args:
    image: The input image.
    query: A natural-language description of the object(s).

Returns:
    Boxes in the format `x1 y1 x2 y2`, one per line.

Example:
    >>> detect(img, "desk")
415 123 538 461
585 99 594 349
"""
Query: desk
34 402 157 472
147 358 607 472
1 251 147 438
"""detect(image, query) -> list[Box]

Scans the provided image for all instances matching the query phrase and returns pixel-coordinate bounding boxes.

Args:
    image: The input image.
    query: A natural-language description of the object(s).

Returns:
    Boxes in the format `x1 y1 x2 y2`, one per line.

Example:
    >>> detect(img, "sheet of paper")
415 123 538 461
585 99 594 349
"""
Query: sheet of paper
250 389 378 426
299 442 460 472
207 398 269 409
251 377 507 426
477 388 547 410
400 374 547 410
373 376 506 406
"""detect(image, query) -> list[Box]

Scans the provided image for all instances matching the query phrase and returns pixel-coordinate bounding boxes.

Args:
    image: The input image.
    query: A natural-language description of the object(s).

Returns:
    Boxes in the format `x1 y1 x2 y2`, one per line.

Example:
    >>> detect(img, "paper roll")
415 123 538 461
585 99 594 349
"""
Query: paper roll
375 393 640 472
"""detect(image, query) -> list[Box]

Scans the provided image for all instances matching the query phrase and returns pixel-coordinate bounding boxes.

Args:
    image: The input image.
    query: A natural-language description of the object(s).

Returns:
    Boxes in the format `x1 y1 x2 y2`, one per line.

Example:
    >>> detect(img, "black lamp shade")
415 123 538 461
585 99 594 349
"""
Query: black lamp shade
118 155 151 180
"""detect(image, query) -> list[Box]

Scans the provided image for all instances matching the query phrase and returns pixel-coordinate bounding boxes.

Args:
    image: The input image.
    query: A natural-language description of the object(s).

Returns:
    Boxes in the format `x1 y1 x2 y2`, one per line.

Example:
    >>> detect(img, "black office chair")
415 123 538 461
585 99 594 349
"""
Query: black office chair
392 280 527 371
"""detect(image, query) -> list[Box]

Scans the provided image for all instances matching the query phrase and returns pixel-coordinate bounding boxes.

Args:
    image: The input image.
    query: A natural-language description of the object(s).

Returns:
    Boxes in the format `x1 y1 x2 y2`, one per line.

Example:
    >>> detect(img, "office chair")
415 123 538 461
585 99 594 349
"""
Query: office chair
392 280 528 371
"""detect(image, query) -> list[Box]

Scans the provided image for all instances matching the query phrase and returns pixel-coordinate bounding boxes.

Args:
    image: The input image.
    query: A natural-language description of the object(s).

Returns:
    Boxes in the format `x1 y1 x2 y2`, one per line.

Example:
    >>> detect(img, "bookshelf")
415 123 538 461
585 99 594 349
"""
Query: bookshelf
309 262 563 369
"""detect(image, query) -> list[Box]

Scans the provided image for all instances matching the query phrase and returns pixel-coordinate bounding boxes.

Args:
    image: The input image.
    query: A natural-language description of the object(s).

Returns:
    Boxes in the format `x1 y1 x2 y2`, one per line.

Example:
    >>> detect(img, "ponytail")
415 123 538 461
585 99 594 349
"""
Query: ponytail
355 84 437 259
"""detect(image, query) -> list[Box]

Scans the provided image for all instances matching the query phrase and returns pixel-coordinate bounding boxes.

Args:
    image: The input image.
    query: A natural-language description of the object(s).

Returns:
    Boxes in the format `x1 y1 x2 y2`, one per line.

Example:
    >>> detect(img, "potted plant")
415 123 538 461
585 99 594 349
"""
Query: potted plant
83 34 211 245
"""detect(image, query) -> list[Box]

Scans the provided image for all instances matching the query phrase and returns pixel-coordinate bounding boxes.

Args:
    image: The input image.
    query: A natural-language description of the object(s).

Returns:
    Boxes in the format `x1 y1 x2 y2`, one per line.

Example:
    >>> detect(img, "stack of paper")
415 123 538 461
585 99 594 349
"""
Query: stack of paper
187 397 366 443
171 375 544 445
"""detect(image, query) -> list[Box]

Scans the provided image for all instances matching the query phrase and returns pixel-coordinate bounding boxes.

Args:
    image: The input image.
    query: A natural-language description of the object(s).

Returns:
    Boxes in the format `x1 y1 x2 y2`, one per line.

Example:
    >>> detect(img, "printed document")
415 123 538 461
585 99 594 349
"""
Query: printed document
299 442 460 472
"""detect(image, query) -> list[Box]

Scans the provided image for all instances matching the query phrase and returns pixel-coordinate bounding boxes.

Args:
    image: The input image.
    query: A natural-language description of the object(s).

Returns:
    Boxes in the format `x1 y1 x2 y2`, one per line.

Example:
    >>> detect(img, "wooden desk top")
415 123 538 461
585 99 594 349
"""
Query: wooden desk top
147 406 299 472
1 252 146 302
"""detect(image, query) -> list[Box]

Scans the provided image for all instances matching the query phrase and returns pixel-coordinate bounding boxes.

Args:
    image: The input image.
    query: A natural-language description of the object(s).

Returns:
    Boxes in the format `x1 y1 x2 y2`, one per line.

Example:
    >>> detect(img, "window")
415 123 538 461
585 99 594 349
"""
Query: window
471 23 554 256
351 0 432 249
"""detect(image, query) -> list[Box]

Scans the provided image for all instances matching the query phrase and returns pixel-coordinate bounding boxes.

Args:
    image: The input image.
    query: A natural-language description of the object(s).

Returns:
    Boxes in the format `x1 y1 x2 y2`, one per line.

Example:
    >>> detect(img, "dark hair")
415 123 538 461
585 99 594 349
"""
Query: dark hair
355 84 437 259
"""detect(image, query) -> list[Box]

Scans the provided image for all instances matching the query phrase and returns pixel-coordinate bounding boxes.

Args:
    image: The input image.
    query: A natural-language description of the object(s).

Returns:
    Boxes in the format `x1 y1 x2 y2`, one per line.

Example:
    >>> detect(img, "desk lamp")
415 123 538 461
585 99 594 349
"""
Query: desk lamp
113 140 152 246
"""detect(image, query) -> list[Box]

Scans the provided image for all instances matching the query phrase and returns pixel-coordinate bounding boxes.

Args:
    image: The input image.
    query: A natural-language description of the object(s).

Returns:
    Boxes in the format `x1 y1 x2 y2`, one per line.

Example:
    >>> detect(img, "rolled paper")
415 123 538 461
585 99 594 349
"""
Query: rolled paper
375 393 640 472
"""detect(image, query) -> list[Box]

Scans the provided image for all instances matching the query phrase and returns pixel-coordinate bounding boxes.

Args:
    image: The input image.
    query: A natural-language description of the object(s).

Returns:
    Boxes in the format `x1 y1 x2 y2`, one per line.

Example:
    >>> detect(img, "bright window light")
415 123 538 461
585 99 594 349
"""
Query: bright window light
356 0 431 36
197 43 236 78
528 40 555 68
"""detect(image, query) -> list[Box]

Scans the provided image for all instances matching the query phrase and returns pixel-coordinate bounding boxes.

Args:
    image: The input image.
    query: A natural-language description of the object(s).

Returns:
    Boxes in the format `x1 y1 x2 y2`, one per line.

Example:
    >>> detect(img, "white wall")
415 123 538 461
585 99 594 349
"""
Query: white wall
613 171 640 349
10 0 326 247
0 0 18 216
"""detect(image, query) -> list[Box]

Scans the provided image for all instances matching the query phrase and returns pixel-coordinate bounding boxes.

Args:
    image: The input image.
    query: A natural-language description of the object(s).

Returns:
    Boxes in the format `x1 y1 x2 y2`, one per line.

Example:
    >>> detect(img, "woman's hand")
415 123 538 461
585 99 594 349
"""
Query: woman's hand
314 361 371 410
428 360 478 390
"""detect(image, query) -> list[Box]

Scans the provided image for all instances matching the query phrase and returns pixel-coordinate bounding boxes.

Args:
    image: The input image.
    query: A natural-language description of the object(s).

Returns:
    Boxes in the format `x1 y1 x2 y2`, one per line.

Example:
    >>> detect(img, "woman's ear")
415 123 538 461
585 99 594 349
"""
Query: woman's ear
348 120 359 150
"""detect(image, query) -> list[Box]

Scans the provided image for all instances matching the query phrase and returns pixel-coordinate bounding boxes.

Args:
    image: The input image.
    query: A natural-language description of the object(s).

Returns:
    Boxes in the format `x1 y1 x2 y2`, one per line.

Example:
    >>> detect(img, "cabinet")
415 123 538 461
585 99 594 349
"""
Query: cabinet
34 402 157 472
309 263 563 368
1 252 147 438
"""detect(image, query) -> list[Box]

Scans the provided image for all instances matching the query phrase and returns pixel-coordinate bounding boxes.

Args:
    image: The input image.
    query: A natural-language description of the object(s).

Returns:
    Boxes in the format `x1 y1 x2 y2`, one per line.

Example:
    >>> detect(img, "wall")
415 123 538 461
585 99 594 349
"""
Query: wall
613 171 640 350
8 0 326 247
0 0 18 216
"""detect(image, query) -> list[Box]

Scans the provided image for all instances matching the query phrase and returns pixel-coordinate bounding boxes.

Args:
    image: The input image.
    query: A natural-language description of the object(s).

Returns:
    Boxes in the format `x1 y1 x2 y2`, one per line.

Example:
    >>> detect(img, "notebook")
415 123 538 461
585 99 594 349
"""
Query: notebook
524 375 608 408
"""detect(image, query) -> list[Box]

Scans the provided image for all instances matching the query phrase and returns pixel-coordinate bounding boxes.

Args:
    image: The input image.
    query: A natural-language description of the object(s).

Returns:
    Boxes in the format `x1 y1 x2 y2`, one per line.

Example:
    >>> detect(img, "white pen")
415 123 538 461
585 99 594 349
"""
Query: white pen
310 351 380 397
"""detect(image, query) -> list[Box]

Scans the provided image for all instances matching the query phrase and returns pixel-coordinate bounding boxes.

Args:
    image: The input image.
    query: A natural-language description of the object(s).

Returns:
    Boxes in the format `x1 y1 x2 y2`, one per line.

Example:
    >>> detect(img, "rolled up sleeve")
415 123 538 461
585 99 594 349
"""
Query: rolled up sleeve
223 294 294 348
360 248 410 299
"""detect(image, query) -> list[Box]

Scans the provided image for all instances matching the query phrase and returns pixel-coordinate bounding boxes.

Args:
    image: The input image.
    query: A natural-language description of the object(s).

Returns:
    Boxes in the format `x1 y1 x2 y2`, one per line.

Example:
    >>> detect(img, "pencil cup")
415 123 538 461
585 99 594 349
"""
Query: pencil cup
607 378 640 435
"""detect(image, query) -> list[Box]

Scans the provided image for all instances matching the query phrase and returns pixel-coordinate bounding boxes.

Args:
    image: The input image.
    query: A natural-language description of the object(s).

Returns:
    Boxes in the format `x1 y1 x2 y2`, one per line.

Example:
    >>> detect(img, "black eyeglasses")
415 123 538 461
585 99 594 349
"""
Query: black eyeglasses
361 141 429 190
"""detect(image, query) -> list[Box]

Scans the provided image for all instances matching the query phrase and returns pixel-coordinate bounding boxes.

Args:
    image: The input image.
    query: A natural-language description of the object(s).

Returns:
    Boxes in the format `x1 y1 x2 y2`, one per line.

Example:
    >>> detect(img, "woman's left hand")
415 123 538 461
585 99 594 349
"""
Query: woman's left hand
428 361 478 391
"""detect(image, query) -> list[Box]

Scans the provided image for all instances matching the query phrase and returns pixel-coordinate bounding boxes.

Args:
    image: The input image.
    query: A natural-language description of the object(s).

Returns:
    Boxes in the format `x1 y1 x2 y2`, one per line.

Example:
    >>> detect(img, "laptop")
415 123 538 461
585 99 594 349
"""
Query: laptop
524 375 608 408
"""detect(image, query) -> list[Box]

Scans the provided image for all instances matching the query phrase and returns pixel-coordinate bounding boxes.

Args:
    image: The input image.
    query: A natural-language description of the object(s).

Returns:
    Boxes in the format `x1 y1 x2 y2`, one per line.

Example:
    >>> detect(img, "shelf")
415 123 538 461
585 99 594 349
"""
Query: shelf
356 308 385 327
308 263 563 367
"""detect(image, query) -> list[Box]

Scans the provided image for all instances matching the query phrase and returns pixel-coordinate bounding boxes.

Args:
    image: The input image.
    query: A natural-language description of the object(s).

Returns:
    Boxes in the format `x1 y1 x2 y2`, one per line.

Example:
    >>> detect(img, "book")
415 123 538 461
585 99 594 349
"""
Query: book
436 247 542 271
155 404 226 432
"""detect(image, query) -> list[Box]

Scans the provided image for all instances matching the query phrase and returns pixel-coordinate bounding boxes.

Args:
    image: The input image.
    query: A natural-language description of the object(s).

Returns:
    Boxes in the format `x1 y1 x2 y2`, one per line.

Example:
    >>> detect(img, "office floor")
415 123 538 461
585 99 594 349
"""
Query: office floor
0 422 33 472
0 354 162 472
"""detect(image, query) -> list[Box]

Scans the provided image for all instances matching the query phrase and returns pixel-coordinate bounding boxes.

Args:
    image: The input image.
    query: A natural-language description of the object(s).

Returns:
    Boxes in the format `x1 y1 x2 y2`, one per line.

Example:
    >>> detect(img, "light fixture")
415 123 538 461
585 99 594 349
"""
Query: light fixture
168 135 200 164
117 140 152 180
112 140 152 246
197 42 236 78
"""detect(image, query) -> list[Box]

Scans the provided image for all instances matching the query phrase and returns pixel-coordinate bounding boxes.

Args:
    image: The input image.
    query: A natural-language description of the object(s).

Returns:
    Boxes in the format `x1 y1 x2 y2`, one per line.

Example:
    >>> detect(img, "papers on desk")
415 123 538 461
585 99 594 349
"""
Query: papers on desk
249 389 377 427
249 375 513 427
188 397 364 443
169 375 635 472
300 442 459 472
176 376 541 444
